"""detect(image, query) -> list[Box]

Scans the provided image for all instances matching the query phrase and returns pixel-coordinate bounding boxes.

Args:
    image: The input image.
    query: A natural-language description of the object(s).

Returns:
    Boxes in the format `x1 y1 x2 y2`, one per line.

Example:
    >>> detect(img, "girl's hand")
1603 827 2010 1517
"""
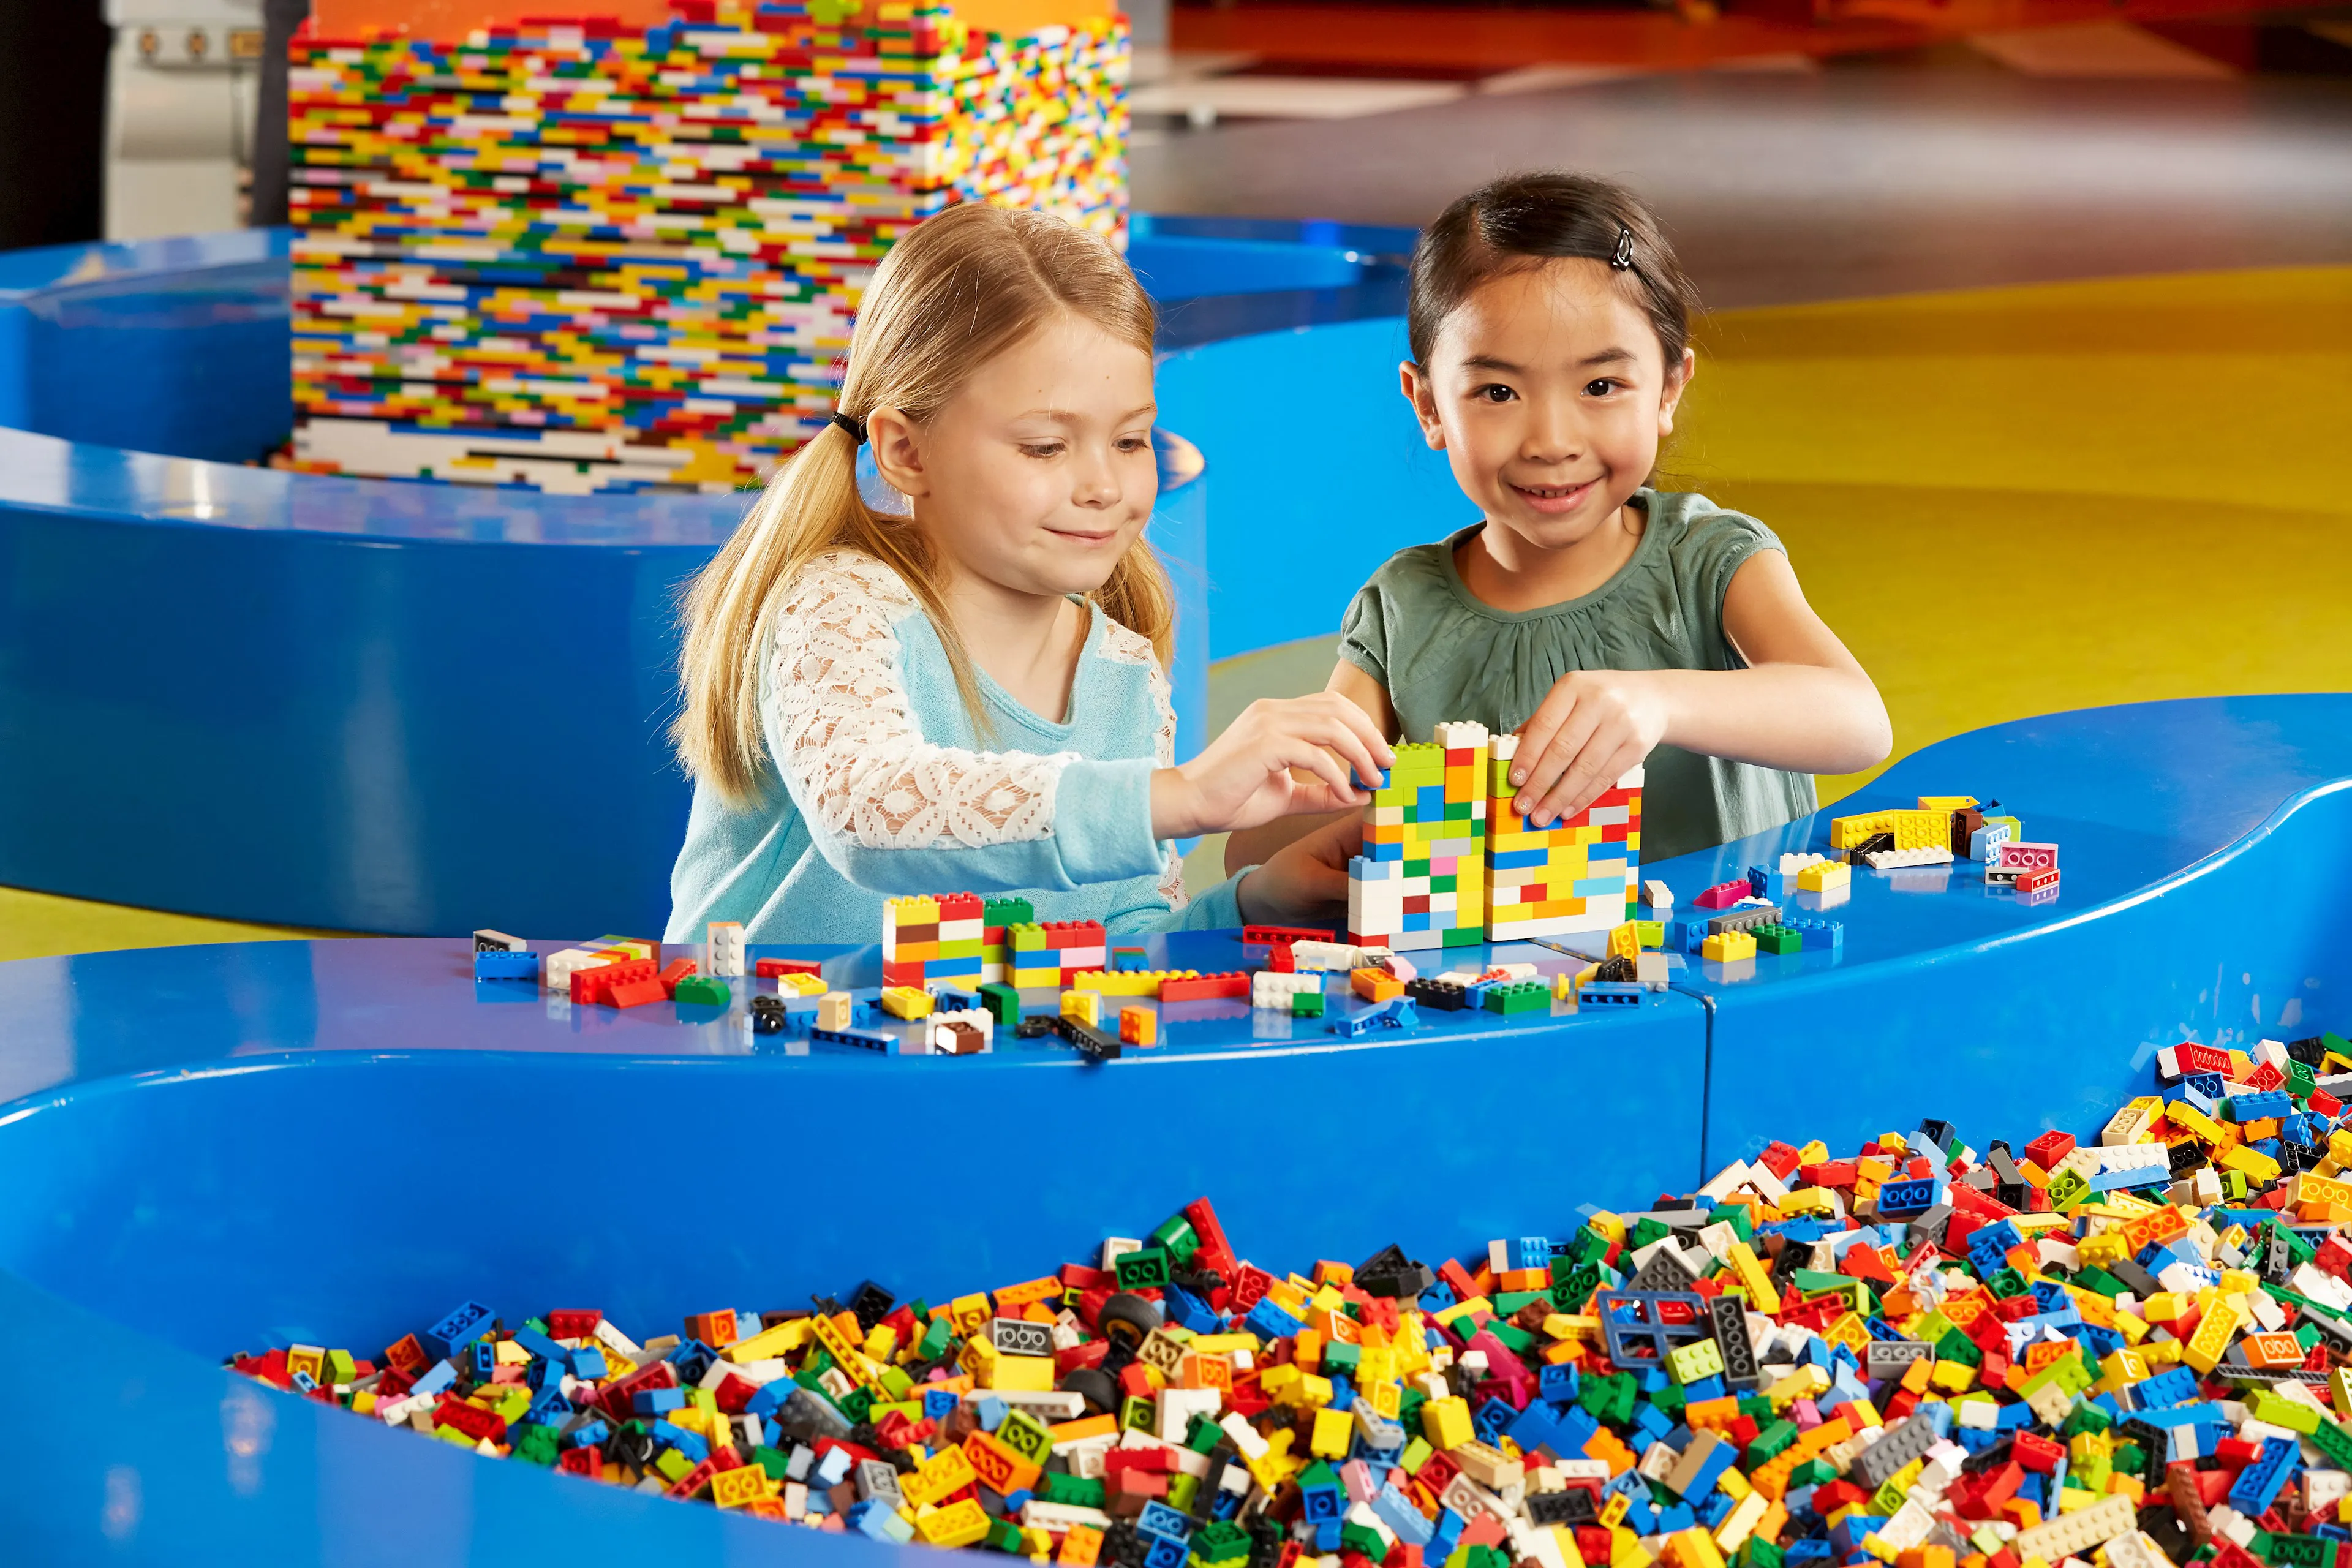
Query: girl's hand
1151 695 1394 840
1510 670 1668 827
1235 813 1363 927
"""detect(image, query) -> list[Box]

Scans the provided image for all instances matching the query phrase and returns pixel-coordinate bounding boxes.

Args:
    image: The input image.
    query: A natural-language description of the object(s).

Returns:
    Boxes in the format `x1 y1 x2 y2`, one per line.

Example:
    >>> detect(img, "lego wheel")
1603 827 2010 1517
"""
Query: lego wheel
1096 1292 1161 1349
1058 1366 1120 1416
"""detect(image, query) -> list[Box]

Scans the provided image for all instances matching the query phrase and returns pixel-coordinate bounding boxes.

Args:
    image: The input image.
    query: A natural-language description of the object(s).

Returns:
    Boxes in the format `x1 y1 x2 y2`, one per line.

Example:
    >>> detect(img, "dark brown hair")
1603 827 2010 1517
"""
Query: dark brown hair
1407 172 1701 371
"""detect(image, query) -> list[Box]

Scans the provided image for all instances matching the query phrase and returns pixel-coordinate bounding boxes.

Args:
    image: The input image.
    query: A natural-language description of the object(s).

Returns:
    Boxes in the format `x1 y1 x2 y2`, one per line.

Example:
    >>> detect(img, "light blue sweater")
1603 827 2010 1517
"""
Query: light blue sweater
666 549 1248 944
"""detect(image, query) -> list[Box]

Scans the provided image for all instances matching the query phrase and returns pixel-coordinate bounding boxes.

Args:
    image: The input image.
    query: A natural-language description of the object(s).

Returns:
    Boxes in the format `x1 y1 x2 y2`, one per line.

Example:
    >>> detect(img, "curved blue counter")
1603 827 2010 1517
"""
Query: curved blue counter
0 696 2346 1562
0 217 1414 934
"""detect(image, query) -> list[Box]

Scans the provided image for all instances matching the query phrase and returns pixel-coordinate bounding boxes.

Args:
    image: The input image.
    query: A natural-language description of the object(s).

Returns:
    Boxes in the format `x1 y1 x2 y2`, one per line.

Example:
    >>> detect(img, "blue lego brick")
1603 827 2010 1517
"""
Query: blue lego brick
1368 841 1404 863
474 949 540 980
1138 1501 1194 1543
1491 847 1550 870
2229 1435 2297 1515
425 1301 493 1357
1875 1178 1940 1216
1594 1290 1708 1366
1579 982 1644 1006
1789 918 1844 952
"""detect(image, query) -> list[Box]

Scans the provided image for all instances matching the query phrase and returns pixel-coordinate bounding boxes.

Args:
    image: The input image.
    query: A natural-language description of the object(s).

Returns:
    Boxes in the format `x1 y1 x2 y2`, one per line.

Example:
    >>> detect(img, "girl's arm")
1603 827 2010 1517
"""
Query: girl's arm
1224 661 1397 876
1509 549 1891 827
772 554 1389 894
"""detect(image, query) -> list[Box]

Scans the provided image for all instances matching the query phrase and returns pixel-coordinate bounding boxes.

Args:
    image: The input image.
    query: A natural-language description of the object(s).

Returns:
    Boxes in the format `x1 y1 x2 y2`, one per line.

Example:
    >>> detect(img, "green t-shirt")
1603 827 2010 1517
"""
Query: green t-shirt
1336 488 1817 864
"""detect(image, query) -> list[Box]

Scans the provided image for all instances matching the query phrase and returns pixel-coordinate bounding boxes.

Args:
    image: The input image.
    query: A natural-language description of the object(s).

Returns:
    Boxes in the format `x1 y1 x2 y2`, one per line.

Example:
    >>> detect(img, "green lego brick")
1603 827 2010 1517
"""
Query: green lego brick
982 897 1033 927
1442 925 1488 948
976 983 1022 1028
1292 990 1325 1017
1483 981 1549 1014
1150 1215 1200 1265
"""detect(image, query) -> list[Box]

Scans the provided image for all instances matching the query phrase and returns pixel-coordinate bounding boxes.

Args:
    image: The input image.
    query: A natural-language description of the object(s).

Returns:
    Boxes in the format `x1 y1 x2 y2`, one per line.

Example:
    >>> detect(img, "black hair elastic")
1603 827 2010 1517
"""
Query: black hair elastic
829 410 867 445
1610 226 1635 271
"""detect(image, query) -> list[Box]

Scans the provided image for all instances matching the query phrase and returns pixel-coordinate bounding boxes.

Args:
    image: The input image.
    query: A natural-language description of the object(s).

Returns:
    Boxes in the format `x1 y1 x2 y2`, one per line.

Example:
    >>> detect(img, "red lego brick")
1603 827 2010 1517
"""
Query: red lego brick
2022 1130 2075 1170
883 960 927 988
755 957 821 978
573 957 655 1005
609 976 668 1008
1693 881 1749 910
940 892 983 921
1158 971 1250 1003
657 958 698 996
1241 925 1334 945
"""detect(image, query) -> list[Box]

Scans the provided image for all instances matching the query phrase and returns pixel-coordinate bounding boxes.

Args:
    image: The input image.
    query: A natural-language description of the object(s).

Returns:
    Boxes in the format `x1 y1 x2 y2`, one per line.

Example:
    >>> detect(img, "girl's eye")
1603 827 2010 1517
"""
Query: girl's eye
1116 435 1152 453
1020 443 1064 459
1585 379 1618 397
1475 384 1516 404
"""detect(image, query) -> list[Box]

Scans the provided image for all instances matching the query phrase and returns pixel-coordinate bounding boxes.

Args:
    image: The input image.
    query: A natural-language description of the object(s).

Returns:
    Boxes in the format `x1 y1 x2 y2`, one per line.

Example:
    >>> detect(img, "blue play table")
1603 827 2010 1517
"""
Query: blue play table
0 695 2347 1562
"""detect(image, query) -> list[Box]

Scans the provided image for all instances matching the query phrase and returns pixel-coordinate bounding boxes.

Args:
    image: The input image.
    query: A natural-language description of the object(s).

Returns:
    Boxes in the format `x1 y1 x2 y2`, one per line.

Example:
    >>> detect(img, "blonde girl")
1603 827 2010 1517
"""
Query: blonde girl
669 203 1389 942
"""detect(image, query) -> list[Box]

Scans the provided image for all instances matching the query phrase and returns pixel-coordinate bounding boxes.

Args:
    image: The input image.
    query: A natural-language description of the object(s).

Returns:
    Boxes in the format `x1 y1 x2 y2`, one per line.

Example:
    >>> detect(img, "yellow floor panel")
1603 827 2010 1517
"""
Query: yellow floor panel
12 268 2351 938
0 884 341 964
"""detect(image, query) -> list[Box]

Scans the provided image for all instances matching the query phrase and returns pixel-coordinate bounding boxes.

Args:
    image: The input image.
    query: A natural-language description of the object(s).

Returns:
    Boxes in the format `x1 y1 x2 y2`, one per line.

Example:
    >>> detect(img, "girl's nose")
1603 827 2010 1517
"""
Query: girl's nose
1072 450 1121 508
1521 395 1582 462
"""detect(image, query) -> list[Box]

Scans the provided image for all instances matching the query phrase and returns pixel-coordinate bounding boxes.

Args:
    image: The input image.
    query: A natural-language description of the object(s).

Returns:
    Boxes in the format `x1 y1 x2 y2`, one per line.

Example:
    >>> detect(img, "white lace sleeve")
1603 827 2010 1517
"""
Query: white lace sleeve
765 551 1072 848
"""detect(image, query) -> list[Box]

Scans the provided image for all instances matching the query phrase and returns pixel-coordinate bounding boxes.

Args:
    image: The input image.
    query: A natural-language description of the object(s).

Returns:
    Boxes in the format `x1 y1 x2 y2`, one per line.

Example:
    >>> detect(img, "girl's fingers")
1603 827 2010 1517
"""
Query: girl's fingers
1509 684 1581 788
1520 710 1599 822
1326 697 1396 772
1540 734 1640 824
1277 737 1362 807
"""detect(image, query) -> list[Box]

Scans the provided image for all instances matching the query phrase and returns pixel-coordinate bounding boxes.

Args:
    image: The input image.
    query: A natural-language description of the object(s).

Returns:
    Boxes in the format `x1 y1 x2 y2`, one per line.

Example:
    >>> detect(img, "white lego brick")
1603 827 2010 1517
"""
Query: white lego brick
1641 879 1674 911
1253 972 1322 1009
927 1009 994 1052
1491 733 1520 762
1864 846 1954 869
705 921 745 977
542 948 605 991
939 918 983 943
1434 720 1490 750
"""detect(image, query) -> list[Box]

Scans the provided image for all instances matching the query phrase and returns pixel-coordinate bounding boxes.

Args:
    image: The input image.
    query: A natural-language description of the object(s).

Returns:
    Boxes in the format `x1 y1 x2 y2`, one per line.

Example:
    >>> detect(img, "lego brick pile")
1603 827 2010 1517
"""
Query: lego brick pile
287 0 1128 493
1349 722 1642 954
237 1027 2352 1568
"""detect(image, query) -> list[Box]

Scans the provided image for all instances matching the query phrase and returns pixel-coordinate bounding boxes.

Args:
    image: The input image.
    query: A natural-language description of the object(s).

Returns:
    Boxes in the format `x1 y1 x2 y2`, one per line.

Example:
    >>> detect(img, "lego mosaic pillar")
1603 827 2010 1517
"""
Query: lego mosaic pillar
1346 721 1490 954
287 0 1128 493
1485 735 1642 941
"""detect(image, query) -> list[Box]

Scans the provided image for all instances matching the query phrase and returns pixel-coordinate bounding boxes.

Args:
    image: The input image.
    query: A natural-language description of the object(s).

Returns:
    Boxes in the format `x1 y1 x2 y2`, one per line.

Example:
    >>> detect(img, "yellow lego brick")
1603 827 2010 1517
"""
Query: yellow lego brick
1059 990 1102 1026
1422 1395 1474 1451
880 985 933 1019
2182 1294 2242 1374
1073 969 1195 997
1310 1405 1354 1457
1702 930 1757 962
1726 1242 1782 1314
916 1498 993 1547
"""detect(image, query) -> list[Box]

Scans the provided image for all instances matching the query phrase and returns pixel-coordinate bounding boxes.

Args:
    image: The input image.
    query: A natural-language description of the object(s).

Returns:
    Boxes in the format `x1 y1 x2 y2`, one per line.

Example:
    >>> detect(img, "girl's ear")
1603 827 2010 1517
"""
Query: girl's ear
1657 348 1697 440
1398 360 1447 451
867 407 929 498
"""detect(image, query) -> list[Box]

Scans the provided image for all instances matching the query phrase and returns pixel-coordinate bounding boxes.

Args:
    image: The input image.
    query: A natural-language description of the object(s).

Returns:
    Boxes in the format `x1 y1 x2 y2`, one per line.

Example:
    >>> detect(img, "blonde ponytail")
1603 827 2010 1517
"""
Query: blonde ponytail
671 202 1172 809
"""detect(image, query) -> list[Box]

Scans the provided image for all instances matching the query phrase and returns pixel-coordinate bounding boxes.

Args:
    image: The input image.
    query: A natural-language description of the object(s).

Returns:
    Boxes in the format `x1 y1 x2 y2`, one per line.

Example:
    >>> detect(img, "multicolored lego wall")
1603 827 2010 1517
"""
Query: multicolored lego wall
1348 721 1642 952
286 0 1128 492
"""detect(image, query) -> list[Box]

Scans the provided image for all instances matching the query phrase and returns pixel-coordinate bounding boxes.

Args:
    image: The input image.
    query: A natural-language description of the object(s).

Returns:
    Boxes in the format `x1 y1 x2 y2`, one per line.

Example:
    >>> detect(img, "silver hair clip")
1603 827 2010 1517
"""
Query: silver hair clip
1610 227 1634 271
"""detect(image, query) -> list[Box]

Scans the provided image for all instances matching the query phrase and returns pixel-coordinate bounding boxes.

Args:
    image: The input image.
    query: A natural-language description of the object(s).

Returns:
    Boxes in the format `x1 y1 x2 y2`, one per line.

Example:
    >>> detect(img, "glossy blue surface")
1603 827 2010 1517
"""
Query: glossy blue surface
1675 695 2352 1168
0 218 1408 931
0 229 292 464
1 697 2348 1559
